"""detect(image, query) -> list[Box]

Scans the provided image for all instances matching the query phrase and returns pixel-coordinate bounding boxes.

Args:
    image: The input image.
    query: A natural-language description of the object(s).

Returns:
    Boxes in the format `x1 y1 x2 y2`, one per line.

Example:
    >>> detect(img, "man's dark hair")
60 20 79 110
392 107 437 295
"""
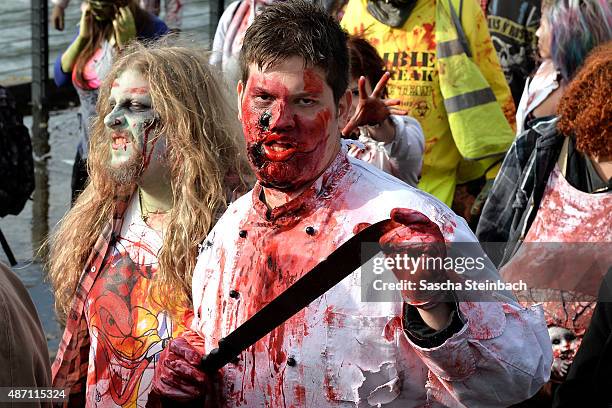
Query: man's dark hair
239 0 349 104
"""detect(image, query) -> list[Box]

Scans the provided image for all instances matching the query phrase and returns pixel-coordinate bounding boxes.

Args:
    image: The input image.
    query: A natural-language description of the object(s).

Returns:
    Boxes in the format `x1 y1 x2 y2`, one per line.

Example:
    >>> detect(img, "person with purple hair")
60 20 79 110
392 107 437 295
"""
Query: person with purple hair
515 0 612 133
477 0 612 405
478 0 612 261
547 0 612 84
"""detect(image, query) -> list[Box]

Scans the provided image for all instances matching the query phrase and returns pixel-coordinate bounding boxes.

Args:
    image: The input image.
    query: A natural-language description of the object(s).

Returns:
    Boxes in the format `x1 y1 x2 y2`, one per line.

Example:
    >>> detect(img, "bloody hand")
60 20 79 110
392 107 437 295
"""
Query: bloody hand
355 208 447 307
151 330 209 403
342 72 406 138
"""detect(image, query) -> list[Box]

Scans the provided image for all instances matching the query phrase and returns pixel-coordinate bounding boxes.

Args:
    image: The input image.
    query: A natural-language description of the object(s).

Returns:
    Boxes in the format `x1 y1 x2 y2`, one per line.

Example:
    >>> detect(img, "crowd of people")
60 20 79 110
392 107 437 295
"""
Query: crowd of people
0 0 610 406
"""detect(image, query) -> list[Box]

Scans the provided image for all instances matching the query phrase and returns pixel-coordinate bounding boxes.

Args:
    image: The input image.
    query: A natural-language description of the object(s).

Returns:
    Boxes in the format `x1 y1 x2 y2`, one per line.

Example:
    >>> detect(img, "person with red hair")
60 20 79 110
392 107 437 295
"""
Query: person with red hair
478 0 612 256
494 41 611 403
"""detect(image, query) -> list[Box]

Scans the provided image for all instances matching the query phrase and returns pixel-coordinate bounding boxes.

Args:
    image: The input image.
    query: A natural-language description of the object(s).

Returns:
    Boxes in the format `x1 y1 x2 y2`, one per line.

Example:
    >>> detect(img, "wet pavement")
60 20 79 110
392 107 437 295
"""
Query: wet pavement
0 108 80 360
0 0 212 83
0 0 215 364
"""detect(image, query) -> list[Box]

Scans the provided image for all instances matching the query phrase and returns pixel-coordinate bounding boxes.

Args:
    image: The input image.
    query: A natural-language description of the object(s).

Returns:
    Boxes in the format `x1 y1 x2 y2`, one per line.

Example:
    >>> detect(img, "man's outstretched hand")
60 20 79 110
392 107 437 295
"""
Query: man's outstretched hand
151 330 209 403
354 208 447 307
355 208 452 330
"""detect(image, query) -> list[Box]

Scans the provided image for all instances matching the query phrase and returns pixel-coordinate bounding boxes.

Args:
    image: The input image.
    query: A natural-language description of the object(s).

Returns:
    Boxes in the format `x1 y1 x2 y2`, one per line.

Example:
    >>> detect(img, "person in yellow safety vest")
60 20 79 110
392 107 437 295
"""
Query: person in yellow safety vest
341 0 516 206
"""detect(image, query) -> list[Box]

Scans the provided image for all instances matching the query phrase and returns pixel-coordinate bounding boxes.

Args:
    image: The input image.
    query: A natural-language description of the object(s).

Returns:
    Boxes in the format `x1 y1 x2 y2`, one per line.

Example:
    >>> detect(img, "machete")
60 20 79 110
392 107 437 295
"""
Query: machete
200 219 393 373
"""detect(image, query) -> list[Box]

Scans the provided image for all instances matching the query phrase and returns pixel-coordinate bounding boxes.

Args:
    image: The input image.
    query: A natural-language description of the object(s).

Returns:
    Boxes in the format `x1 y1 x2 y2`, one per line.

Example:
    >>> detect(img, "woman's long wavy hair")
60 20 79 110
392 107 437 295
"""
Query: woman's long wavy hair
74 0 153 89
547 0 612 82
48 42 252 323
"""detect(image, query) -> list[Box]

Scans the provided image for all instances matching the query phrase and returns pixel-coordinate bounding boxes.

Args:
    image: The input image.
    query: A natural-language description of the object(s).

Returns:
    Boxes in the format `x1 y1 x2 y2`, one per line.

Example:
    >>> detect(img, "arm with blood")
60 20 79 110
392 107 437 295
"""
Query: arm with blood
151 330 209 402
399 214 552 406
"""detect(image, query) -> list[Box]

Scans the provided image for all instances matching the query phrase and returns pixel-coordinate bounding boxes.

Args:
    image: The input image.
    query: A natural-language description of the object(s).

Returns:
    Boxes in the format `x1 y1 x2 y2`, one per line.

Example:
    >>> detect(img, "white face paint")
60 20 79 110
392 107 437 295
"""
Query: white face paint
103 69 167 185
549 326 579 360
548 326 580 380
536 14 552 59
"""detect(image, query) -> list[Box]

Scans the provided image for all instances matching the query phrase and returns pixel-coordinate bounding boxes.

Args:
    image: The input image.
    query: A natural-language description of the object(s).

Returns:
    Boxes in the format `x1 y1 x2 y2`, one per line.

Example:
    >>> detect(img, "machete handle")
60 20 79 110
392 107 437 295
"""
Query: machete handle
200 337 239 373
197 219 394 374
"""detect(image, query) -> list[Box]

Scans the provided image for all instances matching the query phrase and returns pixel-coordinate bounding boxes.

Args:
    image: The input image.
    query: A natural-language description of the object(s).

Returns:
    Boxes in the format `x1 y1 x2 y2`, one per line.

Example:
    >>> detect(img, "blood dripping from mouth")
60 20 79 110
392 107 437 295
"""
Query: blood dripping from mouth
245 107 333 190
241 68 337 190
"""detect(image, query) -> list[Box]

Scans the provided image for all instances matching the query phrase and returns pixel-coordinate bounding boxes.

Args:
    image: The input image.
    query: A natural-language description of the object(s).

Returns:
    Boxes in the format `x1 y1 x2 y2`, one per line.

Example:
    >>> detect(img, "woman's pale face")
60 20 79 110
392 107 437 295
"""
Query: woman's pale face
536 13 552 59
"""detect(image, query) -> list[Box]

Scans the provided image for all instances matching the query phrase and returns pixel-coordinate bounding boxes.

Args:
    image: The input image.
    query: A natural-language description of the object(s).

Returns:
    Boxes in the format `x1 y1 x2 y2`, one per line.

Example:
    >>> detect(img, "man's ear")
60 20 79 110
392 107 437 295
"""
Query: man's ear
237 80 245 120
337 89 352 132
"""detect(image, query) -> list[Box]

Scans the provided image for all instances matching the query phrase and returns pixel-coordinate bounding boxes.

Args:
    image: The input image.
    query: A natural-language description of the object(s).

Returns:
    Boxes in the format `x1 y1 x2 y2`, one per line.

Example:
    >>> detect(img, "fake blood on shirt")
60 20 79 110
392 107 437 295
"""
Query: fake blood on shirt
202 153 357 406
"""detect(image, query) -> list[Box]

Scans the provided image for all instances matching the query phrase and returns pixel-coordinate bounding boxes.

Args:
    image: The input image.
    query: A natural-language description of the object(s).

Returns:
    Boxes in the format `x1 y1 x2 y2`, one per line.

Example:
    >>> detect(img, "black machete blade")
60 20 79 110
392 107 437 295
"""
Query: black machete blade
200 218 393 372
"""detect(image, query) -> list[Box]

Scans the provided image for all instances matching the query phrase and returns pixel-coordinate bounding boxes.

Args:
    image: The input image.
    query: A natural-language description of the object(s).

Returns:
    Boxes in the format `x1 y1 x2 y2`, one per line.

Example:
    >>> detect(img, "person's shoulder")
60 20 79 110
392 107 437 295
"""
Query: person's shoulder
392 114 422 129
153 14 169 34
0 262 25 301
141 12 169 38
223 0 242 18
347 156 472 238
211 189 254 231
216 1 243 36
349 156 433 204
0 262 51 387
391 115 425 144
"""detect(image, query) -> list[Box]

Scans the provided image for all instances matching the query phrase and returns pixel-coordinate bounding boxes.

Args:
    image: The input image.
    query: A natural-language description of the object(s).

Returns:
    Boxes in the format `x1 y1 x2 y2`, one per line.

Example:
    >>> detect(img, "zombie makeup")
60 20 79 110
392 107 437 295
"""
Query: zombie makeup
239 57 344 192
549 326 579 360
104 69 165 185
548 326 580 380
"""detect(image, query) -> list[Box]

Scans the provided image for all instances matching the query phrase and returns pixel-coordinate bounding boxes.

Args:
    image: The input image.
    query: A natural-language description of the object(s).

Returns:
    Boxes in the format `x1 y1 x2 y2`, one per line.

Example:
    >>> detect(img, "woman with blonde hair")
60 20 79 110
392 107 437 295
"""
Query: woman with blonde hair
48 42 250 407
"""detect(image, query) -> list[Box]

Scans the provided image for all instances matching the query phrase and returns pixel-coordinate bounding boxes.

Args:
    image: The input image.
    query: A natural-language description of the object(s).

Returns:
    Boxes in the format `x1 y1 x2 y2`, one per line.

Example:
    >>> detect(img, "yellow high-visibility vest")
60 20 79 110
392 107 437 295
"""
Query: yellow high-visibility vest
341 0 515 205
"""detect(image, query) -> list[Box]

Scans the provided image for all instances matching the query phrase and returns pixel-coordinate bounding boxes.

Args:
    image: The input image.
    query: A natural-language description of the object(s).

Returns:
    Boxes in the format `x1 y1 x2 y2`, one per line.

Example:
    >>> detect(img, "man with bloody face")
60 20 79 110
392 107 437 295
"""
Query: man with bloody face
241 55 339 192
152 2 551 406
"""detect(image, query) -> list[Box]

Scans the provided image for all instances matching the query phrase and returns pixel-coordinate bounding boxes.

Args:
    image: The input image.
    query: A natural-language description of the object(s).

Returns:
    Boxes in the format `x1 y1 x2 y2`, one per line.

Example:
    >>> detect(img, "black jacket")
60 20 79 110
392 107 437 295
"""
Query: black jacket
553 267 612 408
476 116 562 266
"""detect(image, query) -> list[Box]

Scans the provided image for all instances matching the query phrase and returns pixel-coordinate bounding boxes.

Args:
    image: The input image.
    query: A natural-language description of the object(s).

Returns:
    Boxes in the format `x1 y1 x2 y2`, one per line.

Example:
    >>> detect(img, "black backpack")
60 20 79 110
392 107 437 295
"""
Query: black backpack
0 86 35 217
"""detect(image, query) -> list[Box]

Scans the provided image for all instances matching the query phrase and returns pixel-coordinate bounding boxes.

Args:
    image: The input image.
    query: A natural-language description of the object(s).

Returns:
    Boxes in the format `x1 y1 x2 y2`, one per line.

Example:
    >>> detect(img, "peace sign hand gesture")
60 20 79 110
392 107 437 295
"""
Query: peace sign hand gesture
341 72 406 138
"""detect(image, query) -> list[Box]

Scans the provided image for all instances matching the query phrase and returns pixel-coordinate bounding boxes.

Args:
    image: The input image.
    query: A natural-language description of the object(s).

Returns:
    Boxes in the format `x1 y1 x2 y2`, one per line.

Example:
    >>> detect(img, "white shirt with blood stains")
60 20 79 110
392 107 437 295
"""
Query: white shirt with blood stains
191 152 552 407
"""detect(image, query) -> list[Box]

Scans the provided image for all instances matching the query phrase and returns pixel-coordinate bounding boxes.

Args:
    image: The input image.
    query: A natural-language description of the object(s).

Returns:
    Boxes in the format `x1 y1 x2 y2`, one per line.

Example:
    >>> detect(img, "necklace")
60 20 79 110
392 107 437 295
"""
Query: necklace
138 189 169 223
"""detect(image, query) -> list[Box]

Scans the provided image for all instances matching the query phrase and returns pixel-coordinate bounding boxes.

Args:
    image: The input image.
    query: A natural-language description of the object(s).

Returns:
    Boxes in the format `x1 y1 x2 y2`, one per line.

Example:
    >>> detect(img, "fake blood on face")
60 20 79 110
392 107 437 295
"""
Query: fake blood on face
240 59 340 191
